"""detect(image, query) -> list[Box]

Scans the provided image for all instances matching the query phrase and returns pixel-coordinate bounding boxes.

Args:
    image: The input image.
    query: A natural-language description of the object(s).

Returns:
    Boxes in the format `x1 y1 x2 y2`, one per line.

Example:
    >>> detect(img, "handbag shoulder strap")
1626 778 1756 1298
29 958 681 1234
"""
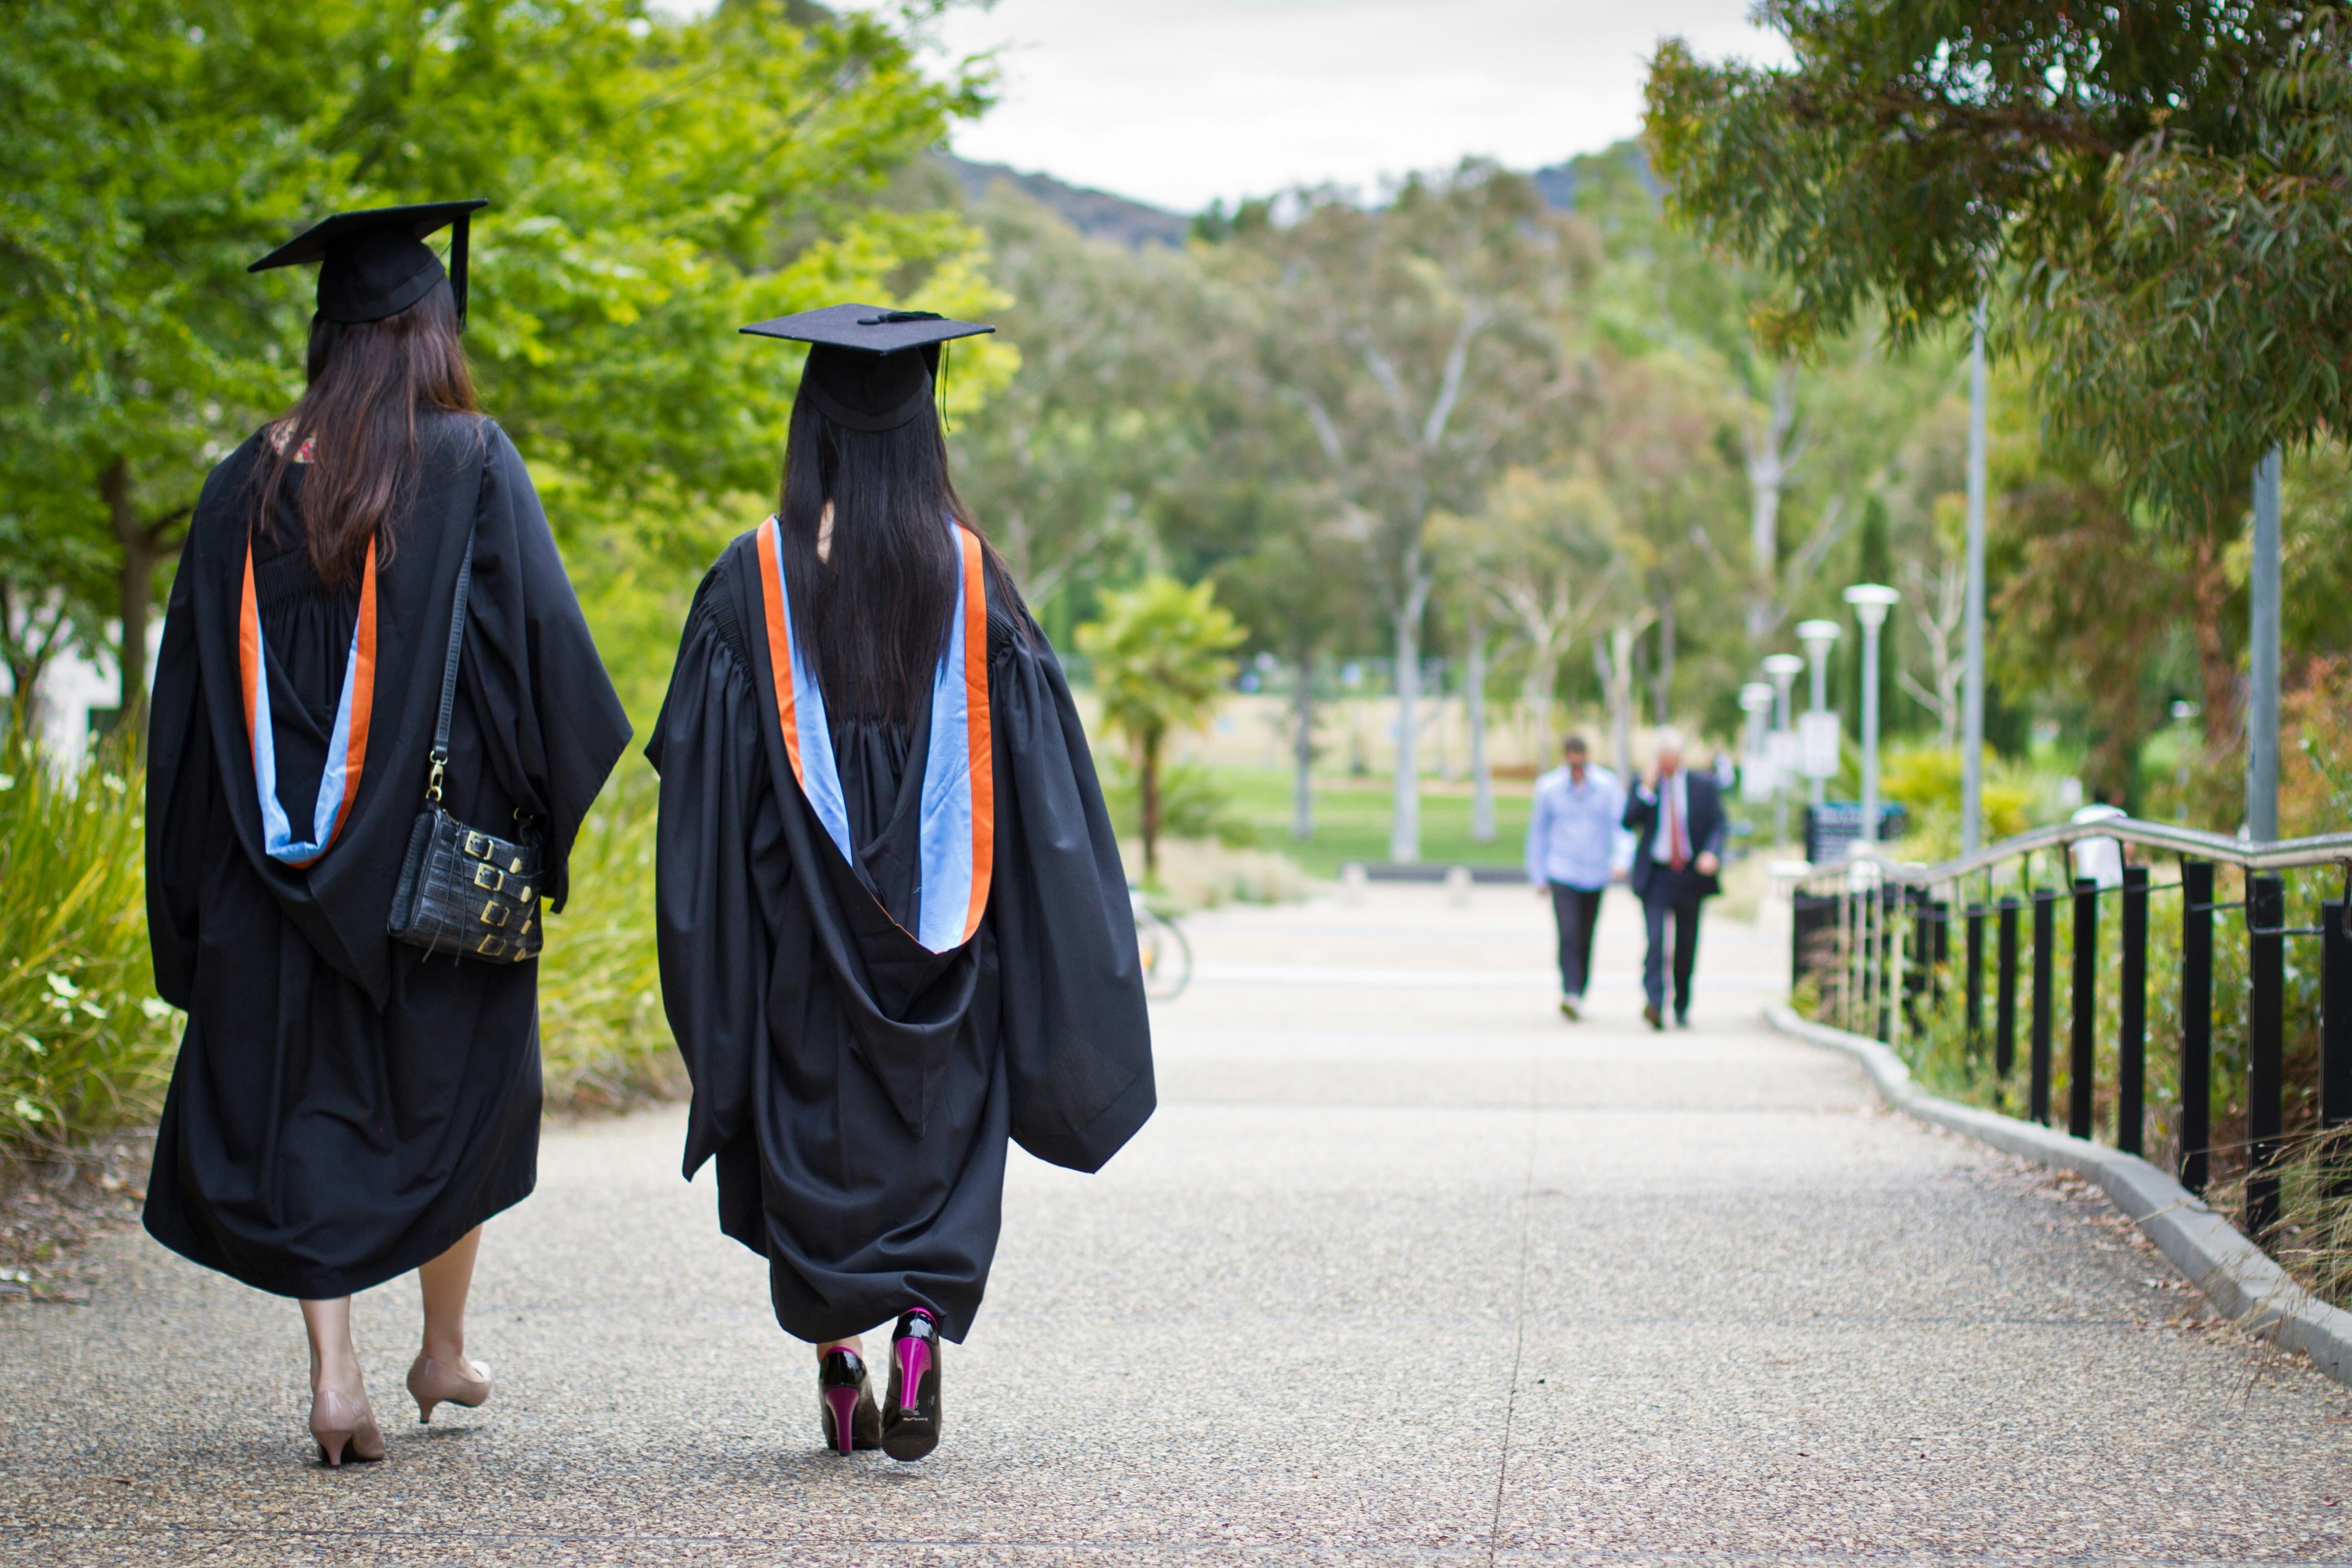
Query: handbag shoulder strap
424 424 490 806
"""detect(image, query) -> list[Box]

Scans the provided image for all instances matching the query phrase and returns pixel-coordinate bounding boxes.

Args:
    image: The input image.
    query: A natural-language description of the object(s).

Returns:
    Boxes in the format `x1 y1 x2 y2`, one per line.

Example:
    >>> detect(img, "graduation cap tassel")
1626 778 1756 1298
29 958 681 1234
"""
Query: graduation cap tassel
452 214 470 330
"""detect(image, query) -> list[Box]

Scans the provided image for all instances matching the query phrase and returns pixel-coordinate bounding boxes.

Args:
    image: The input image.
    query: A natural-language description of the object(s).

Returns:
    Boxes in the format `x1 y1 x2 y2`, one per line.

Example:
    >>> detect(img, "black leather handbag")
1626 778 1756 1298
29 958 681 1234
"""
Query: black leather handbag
386 527 544 964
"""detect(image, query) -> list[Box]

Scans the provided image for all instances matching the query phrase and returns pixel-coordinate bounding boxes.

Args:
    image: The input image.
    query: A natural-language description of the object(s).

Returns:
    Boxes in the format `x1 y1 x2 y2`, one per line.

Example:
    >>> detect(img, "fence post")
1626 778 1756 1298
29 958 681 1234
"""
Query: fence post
2325 898 2352 1131
1996 896 2020 1085
1840 878 1856 1033
2070 877 2098 1140
2180 859 2214 1193
1889 888 1907 1052
2119 866 2149 1157
1966 902 1986 1051
2247 874 2285 1239
2030 887 2056 1125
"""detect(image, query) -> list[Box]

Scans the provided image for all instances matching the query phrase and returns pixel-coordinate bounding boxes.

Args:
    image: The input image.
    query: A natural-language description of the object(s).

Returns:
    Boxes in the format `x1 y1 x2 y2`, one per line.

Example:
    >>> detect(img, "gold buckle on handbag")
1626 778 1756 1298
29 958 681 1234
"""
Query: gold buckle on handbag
473 864 503 892
477 934 507 958
465 832 490 859
508 855 526 874
480 901 508 928
513 883 533 903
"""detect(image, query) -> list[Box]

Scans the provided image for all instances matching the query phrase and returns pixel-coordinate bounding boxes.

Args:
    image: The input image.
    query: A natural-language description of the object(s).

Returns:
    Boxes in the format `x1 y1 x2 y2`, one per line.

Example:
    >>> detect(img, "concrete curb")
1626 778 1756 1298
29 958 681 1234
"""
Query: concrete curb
1765 1003 2352 1386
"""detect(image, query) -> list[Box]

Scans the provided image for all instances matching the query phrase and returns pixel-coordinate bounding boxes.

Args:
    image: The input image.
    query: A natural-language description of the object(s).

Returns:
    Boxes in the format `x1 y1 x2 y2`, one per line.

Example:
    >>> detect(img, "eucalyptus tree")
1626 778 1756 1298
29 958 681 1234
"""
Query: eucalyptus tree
1646 2 2352 520
1205 163 1590 861
1432 465 1625 770
946 186 1204 611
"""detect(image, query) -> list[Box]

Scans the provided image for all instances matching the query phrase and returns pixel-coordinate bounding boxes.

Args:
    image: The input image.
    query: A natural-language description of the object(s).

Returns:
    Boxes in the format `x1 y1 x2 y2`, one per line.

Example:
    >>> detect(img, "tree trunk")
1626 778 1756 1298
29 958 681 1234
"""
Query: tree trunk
99 455 177 727
1466 608 1493 843
1388 570 1432 863
1744 363 1801 644
1291 649 1315 841
1604 624 1637 781
1653 594 1676 726
2186 535 2240 756
1140 733 1163 878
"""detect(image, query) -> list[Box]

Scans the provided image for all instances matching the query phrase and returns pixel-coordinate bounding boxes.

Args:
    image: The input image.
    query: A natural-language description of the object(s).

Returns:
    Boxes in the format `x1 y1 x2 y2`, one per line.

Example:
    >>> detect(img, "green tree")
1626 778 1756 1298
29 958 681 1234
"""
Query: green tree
1643 2 2352 519
945 184 1202 613
0 0 995 721
1203 163 1590 861
1074 576 1244 878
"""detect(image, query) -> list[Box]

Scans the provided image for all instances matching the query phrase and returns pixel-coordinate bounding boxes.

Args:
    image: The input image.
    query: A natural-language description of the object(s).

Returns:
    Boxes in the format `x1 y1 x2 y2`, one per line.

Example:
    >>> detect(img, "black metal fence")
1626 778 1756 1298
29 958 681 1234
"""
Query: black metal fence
1791 818 2352 1240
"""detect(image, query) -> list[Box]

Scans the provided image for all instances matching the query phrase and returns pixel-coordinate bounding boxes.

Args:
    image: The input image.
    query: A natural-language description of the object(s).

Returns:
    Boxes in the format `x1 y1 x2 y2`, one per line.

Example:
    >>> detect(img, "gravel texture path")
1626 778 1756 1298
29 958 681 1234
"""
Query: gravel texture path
2 883 2348 1565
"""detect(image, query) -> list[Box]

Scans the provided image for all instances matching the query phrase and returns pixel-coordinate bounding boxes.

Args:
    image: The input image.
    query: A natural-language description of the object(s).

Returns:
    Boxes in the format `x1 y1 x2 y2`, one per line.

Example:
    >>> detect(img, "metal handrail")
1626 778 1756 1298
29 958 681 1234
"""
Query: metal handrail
1797 817 2352 886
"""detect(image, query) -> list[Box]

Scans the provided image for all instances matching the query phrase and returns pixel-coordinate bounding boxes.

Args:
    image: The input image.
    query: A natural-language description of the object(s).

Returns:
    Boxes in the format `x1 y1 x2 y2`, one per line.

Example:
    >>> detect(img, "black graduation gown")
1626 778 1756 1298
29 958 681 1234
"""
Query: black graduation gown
645 529 1154 1343
142 414 630 1301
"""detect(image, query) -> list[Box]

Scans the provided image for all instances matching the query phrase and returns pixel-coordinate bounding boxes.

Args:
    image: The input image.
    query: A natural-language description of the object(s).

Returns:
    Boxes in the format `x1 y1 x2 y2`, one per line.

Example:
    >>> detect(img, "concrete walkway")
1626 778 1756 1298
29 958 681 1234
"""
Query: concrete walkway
3 884 2349 1565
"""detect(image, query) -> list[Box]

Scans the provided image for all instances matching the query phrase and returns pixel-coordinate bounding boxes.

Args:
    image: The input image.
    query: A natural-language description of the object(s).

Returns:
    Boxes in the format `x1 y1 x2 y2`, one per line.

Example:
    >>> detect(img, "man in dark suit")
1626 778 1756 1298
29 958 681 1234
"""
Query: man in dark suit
1621 727 1727 1031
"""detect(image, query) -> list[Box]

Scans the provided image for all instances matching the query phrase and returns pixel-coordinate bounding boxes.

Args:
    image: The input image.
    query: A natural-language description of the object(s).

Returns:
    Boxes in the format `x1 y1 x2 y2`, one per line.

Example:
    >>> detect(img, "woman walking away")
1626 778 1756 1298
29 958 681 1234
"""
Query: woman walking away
143 202 631 1466
648 304 1155 1462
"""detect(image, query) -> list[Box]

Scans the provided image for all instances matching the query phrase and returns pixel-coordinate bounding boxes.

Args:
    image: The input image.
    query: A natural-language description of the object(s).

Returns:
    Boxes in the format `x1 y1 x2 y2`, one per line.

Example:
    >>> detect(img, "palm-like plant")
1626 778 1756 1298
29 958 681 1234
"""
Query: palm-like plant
1075 577 1244 878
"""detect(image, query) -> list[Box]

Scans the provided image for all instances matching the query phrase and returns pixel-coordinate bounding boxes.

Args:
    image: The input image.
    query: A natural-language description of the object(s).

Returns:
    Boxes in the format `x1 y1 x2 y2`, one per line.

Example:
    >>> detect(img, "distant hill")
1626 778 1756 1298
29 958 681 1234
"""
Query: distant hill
1528 142 1662 213
940 155 1192 250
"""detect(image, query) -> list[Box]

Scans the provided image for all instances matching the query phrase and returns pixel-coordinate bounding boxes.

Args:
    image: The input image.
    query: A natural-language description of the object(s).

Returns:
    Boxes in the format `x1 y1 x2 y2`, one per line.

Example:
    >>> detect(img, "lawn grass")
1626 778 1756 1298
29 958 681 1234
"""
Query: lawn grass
1208 765 1532 879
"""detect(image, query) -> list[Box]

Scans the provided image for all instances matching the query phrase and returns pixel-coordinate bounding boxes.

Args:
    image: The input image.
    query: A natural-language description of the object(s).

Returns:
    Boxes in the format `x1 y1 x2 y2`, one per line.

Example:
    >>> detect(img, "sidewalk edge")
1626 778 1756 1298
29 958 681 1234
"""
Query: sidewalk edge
1763 1002 2352 1386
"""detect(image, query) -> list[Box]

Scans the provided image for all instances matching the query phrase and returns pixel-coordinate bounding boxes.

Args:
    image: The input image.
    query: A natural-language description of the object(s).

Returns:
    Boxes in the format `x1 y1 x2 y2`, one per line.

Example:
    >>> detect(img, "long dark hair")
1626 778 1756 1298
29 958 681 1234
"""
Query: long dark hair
778 396 1017 722
253 278 478 590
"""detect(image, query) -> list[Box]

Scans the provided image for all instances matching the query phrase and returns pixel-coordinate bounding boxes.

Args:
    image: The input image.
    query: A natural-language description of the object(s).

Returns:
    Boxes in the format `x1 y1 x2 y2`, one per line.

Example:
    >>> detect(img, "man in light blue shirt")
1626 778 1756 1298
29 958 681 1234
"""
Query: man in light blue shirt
1525 735 1623 1019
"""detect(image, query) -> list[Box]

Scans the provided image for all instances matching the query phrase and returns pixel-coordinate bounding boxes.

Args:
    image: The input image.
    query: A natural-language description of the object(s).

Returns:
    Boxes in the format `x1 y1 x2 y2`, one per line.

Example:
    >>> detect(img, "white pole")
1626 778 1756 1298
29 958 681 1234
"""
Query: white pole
1961 298 1989 854
2249 446 2283 841
1845 585 1899 845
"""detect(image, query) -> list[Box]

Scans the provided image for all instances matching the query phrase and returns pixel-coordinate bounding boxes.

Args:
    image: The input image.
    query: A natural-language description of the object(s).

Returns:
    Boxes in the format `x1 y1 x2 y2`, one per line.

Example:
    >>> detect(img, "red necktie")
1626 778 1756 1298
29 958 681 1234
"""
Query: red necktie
1666 775 1688 871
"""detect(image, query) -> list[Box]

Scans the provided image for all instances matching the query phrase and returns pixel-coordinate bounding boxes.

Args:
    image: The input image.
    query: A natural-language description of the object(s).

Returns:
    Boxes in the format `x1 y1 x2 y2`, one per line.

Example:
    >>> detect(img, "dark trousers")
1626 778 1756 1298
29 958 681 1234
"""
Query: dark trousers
1640 887 1704 1016
1548 883 1605 998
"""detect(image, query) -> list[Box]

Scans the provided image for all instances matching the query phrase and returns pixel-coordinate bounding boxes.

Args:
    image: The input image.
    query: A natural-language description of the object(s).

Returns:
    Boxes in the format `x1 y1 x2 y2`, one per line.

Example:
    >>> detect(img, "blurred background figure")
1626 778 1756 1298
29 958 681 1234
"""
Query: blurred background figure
1525 734 1623 1019
2070 790 2129 890
1622 727 1725 1031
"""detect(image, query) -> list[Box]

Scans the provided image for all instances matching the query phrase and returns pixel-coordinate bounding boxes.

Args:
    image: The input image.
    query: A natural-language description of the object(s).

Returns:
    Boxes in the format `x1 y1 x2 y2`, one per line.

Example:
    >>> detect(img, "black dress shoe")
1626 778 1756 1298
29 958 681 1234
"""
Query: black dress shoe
1643 1003 1663 1031
818 1347 883 1454
1674 1010 1691 1028
883 1309 943 1462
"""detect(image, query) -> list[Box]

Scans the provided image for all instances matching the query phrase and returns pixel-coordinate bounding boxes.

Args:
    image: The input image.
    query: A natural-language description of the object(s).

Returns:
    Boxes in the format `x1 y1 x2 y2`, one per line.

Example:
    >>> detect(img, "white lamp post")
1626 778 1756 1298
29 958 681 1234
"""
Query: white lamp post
1760 652 1805 845
1738 681 1775 800
1843 584 1901 847
1795 619 1842 808
1760 653 1803 733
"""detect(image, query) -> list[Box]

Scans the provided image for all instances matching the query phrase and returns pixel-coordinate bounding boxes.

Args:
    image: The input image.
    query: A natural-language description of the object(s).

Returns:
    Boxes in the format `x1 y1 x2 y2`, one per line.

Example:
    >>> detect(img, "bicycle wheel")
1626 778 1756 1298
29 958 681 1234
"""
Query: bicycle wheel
1136 907 1192 1001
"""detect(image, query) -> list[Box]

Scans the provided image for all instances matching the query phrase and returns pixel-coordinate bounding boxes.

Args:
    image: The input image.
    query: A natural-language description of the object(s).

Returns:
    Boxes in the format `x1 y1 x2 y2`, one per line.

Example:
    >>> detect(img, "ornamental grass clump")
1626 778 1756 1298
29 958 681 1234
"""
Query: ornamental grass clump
0 736 180 1153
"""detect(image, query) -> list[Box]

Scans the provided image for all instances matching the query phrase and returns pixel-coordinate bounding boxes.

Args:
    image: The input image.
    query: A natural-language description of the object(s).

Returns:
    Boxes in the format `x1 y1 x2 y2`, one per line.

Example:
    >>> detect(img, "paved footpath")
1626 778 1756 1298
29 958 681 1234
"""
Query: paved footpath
4 884 2350 1565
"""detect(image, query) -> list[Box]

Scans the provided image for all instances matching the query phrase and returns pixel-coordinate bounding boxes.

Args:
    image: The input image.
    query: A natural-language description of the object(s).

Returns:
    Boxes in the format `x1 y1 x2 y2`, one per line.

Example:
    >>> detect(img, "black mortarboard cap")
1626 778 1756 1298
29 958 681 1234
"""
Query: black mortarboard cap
250 200 489 327
739 303 995 432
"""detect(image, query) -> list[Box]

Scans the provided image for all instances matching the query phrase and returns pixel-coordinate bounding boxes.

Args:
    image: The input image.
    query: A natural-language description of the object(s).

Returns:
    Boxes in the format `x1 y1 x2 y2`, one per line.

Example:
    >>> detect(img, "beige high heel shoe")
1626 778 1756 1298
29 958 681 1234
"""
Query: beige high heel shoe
309 1387 386 1467
406 1354 493 1423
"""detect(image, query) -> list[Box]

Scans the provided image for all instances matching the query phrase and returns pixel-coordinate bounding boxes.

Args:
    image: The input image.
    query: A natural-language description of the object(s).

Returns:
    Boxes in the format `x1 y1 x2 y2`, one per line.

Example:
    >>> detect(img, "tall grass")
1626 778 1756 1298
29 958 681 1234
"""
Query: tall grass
0 730 680 1158
535 759 682 1111
0 736 182 1153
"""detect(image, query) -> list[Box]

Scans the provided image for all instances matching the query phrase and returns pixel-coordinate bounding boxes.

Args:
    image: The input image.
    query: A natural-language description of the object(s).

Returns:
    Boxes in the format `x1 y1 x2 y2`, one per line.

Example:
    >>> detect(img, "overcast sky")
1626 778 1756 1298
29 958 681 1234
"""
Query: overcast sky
924 1 1792 214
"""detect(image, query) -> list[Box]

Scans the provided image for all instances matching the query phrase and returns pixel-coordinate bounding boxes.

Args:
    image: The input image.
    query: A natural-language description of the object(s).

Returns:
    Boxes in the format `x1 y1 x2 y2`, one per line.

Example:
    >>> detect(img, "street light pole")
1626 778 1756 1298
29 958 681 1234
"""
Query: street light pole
1796 619 1841 809
1844 584 1900 846
1760 654 1803 847
1961 297 1989 854
2249 446 2282 842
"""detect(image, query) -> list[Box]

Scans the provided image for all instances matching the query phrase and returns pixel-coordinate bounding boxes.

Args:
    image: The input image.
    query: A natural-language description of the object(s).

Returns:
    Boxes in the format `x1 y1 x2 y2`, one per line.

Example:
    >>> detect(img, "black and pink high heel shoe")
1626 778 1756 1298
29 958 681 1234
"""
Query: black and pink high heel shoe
881 1309 942 1462
818 1347 883 1455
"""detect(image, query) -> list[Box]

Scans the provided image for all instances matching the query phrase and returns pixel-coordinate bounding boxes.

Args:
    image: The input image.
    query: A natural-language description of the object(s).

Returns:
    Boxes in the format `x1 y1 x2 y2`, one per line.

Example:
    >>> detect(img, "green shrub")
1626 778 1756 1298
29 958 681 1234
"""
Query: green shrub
0 736 180 1153
535 760 682 1113
1100 756 1257 849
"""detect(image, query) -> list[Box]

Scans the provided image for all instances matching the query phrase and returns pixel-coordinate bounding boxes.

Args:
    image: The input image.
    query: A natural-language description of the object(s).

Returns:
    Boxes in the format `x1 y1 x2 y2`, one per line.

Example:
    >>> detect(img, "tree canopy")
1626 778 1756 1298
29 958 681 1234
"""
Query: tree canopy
0 0 999 712
1645 1 2352 516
